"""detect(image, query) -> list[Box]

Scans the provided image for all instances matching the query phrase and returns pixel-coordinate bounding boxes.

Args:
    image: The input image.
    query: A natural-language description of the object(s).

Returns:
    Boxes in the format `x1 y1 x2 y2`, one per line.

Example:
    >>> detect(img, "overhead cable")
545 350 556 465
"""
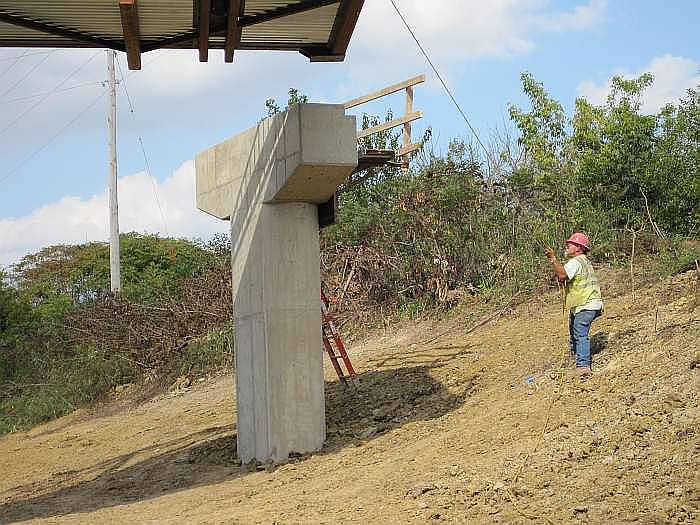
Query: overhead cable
0 88 108 184
1 82 102 105
388 0 490 159
0 51 101 137
1 50 55 97
116 55 169 236
0 49 30 80
0 51 52 62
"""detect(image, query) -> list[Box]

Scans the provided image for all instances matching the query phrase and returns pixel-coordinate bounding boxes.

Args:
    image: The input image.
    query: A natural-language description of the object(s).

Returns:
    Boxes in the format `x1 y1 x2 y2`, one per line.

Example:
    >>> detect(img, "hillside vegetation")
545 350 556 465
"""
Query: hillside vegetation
1 72 698 436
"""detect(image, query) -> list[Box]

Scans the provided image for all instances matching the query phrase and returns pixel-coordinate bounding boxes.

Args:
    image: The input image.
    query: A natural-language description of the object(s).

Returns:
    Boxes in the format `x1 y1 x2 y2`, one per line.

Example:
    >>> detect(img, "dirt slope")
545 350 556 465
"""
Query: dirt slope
1 269 698 524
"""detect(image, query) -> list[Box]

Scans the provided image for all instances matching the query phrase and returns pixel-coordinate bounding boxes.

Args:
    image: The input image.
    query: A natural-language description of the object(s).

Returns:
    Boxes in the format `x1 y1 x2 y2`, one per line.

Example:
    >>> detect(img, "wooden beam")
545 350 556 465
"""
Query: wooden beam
119 0 141 70
143 35 307 53
344 74 425 109
198 0 211 62
403 85 413 149
397 142 421 157
0 11 124 50
238 0 338 27
356 111 423 140
299 45 339 61
328 0 363 57
225 0 243 62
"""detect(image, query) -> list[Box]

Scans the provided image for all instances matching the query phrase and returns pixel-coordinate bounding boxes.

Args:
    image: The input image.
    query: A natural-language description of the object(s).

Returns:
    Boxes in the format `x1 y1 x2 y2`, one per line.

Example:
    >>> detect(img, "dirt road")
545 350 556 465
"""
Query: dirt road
1 269 698 524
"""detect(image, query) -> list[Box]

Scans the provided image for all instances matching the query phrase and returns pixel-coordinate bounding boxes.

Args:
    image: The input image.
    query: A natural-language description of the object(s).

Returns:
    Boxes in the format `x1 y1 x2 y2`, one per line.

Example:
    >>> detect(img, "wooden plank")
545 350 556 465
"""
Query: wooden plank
328 0 364 57
119 0 141 70
356 111 423 139
306 50 345 62
344 74 426 109
401 85 414 171
225 0 243 62
397 142 421 157
198 0 211 62
403 85 413 149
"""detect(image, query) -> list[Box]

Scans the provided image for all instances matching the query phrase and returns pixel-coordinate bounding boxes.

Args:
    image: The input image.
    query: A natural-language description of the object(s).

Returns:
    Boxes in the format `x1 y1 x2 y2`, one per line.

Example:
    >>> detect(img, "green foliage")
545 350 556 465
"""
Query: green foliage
509 72 567 177
571 74 658 229
509 70 699 236
177 324 234 378
119 233 215 302
325 141 545 307
0 272 37 385
12 233 215 307
0 234 223 435
651 88 700 234
647 242 700 276
0 344 134 434
265 87 309 117
323 70 698 314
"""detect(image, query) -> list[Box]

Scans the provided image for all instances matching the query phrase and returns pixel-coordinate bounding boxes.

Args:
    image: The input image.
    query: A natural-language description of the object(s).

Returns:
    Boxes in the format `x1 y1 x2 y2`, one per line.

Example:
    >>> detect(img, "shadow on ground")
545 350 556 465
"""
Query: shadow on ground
0 363 475 524
591 332 609 355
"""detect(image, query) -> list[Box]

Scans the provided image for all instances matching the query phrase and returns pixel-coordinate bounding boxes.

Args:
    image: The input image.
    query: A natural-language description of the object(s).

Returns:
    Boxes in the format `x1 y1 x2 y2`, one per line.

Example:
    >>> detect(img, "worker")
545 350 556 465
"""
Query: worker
544 233 603 376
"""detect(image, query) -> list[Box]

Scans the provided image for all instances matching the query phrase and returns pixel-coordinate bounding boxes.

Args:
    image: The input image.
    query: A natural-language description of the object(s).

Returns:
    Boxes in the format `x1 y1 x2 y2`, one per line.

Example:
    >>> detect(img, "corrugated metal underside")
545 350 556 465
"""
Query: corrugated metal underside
0 0 339 49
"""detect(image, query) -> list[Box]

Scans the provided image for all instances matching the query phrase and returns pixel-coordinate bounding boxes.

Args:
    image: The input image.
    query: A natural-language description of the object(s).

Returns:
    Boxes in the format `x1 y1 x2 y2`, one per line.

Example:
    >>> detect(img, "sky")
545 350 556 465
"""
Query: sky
1 0 699 267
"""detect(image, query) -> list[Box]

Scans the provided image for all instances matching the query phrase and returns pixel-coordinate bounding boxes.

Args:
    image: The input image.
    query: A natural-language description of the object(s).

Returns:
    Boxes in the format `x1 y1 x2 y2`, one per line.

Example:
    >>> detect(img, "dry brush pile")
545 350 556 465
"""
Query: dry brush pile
63 264 233 372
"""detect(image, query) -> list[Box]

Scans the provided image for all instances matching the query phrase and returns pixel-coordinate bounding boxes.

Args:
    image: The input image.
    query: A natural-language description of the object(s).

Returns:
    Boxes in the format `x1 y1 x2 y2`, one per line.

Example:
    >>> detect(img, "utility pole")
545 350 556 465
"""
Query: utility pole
106 49 121 293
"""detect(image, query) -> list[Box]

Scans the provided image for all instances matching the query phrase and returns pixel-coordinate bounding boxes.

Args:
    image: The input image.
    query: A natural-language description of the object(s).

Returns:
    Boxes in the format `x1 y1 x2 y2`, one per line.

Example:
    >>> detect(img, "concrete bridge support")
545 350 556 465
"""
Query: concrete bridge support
195 104 357 462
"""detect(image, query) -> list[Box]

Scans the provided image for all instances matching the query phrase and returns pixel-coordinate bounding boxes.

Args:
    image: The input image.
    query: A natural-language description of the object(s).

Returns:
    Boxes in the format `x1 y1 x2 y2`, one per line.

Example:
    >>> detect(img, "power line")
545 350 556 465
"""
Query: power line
138 137 169 236
1 82 102 105
0 51 101 137
1 51 56 97
116 54 169 236
0 88 108 184
115 54 135 112
388 0 490 159
0 50 30 80
0 51 52 62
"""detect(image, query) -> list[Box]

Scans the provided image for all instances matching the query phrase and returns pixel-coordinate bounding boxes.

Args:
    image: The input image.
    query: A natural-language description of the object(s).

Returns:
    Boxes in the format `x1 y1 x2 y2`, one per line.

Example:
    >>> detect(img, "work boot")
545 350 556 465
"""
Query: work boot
576 366 592 377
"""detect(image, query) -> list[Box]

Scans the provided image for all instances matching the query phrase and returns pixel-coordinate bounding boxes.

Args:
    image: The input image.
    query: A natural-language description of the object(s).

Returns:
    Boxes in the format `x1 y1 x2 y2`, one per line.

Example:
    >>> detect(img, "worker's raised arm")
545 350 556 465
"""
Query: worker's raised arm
544 247 568 281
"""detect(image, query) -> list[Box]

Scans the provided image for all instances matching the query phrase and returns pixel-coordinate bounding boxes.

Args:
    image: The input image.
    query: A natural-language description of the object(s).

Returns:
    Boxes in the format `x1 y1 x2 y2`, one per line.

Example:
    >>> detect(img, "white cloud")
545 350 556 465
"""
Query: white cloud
536 0 607 32
355 0 606 60
0 160 228 267
577 54 700 113
331 0 609 103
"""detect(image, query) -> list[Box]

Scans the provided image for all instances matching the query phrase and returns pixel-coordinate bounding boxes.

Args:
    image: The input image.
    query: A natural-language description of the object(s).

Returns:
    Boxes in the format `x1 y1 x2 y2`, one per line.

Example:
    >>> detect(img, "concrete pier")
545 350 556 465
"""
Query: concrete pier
195 104 357 462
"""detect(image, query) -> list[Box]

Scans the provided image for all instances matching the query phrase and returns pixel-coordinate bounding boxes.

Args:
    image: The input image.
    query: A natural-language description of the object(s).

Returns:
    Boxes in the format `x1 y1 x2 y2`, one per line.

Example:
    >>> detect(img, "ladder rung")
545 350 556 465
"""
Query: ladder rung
321 287 357 385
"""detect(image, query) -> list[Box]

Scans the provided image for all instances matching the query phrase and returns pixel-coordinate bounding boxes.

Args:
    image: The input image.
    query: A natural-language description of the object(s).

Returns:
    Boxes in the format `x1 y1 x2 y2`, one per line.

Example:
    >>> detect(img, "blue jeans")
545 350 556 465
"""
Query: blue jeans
569 309 601 368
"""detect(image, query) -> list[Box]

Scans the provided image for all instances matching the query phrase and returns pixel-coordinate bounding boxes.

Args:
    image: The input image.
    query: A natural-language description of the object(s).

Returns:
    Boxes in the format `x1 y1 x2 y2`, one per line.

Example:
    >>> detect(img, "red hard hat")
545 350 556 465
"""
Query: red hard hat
565 232 590 251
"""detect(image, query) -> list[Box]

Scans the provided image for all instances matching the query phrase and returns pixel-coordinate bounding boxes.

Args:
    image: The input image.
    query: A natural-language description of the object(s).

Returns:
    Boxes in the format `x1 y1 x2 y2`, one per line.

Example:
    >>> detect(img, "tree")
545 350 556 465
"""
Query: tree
265 88 309 117
507 72 575 240
652 86 700 234
570 73 700 234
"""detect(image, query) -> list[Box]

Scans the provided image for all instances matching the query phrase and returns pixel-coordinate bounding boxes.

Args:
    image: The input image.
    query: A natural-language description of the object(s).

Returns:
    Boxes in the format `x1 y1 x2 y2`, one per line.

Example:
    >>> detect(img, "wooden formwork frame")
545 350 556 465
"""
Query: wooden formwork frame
344 73 425 170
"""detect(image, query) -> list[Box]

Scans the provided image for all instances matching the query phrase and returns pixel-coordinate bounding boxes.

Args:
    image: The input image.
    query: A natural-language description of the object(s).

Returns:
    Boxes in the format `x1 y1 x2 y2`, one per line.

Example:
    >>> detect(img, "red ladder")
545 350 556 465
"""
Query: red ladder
321 288 358 386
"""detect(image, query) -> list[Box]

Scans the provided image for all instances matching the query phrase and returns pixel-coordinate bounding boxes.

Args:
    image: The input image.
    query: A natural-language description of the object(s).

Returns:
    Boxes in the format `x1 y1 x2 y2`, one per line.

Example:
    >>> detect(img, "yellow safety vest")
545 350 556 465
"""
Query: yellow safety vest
565 255 602 312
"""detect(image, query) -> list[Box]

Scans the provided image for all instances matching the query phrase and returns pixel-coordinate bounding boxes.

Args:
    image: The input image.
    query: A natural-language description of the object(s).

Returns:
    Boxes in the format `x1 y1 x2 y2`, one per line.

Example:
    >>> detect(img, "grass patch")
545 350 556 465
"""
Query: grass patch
177 324 234 378
0 345 134 435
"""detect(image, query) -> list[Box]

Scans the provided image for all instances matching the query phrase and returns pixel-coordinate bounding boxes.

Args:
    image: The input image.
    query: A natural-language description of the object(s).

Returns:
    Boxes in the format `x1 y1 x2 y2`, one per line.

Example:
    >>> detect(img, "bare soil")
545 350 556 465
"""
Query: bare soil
1 269 698 524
